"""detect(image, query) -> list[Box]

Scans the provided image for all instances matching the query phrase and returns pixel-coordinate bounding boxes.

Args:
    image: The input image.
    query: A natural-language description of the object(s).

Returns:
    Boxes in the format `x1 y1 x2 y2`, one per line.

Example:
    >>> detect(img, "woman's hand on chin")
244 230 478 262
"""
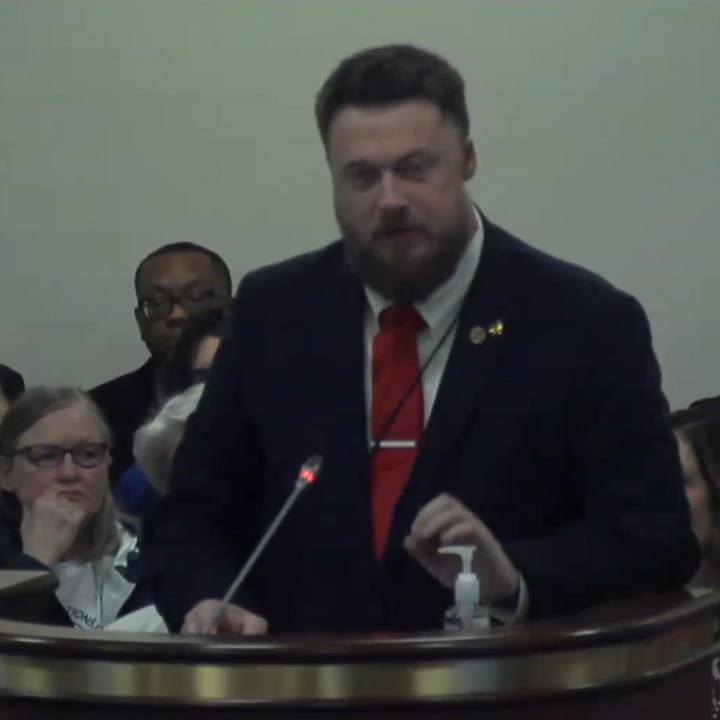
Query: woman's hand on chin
21 491 87 566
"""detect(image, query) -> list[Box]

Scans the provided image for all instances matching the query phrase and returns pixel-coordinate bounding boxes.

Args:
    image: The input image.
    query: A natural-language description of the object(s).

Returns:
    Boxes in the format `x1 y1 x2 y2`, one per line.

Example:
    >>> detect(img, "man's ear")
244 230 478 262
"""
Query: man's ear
462 138 477 182
134 307 148 341
0 460 14 492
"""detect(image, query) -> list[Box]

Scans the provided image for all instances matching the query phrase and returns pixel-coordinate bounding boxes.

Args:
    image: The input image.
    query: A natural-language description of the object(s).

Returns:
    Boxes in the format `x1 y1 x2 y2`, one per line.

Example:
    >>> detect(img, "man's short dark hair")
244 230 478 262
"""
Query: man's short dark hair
134 242 232 296
315 44 470 147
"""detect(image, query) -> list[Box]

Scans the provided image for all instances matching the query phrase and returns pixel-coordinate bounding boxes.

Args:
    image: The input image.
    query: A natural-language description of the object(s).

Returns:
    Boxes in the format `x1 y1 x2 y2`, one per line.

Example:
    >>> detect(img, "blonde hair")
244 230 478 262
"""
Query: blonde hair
0 385 119 563
133 383 204 495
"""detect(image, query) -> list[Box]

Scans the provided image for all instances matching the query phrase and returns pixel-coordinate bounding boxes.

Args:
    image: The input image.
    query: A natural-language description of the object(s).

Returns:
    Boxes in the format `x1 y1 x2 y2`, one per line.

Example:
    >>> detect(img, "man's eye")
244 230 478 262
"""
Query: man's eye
345 168 378 189
399 160 429 180
187 291 214 303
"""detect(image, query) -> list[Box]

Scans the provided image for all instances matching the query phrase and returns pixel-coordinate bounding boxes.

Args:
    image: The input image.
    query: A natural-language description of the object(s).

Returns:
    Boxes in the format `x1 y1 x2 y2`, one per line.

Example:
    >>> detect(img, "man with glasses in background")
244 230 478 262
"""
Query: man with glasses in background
90 242 232 482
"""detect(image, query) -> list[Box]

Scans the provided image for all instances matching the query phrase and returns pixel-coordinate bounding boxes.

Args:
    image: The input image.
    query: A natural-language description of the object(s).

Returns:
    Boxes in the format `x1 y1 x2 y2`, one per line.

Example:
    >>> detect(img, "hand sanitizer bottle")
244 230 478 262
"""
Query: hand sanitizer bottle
439 545 490 631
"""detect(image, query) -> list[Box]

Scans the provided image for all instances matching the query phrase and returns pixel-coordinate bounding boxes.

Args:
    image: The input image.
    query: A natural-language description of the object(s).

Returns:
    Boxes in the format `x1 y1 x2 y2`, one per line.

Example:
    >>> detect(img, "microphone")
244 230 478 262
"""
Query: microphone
204 454 323 634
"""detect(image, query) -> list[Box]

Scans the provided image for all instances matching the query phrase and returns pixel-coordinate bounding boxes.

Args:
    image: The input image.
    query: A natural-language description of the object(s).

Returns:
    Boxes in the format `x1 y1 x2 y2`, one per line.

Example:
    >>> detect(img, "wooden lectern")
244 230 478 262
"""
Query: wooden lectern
0 570 717 719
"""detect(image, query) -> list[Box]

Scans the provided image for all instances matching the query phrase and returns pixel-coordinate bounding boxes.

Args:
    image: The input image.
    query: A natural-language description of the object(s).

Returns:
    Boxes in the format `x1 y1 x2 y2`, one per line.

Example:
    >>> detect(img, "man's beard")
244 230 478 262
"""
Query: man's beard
341 214 473 305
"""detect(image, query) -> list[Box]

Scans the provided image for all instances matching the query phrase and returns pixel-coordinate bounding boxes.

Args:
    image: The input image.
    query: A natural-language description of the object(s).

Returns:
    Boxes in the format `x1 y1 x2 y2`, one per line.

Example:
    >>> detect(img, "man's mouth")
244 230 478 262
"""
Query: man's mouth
379 227 423 239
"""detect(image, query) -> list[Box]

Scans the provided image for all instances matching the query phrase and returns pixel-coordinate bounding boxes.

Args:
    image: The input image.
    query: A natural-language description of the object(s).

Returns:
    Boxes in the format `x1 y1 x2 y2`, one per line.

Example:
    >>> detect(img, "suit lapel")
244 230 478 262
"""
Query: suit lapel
401 220 517 508
318 255 369 452
310 254 378 558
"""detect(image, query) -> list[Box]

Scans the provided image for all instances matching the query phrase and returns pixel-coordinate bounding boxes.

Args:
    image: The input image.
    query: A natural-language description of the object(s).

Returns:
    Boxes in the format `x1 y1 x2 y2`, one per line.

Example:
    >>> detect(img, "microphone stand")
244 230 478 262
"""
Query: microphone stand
204 455 323 634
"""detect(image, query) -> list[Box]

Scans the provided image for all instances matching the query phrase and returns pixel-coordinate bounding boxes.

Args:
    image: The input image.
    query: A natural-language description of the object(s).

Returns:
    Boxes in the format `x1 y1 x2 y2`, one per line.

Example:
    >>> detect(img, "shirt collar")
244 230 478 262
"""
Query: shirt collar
364 206 484 331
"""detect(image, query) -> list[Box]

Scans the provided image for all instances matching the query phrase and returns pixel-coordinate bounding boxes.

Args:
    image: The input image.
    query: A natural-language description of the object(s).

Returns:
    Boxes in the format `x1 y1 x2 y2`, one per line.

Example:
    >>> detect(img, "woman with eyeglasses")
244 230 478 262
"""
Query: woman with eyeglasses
112 310 226 518
0 386 161 631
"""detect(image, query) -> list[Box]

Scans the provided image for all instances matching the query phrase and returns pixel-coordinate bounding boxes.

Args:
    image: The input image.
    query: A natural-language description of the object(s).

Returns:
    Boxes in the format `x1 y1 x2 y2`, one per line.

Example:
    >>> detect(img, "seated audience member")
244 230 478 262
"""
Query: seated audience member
113 309 226 516
134 384 205 499
0 387 156 630
672 411 720 587
671 411 720 719
90 243 232 483
0 364 25 403
690 394 720 419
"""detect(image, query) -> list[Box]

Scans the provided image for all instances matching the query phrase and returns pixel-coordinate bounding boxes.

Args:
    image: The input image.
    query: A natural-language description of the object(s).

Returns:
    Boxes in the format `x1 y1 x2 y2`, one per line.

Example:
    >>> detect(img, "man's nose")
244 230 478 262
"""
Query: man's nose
377 173 409 211
167 300 189 324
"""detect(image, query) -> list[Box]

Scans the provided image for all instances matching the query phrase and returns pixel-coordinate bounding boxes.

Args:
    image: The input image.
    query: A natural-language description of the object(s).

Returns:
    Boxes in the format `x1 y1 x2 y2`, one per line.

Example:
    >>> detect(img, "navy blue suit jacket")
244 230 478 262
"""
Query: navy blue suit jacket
145 218 699 634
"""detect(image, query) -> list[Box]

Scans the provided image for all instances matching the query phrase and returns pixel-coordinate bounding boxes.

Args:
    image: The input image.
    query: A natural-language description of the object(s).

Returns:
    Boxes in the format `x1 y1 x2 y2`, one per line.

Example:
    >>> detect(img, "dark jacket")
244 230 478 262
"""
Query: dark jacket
0 364 25 402
90 360 157 483
145 217 699 634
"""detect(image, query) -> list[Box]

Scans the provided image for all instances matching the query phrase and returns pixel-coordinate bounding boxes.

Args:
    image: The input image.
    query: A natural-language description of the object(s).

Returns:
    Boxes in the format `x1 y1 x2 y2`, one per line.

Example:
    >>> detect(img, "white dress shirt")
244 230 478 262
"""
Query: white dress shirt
363 208 484 437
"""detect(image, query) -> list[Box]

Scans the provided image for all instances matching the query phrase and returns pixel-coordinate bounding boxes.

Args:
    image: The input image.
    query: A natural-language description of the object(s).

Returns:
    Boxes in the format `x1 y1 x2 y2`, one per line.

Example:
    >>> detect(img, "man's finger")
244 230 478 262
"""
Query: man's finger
243 615 268 635
411 506 463 541
439 520 476 546
412 494 455 528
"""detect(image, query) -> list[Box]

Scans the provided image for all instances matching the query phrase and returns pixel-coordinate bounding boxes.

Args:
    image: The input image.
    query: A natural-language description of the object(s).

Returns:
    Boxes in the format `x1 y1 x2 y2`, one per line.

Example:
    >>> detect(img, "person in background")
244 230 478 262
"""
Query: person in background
133 384 205 500
113 310 226 517
90 243 232 483
672 411 720 588
670 410 720 720
690 394 720 419
145 44 698 636
0 387 155 630
0 364 25 403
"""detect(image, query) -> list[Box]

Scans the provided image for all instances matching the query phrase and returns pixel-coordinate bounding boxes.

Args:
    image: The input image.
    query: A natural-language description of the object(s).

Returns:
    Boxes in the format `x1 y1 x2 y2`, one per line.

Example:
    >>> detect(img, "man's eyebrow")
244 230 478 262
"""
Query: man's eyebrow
341 150 434 173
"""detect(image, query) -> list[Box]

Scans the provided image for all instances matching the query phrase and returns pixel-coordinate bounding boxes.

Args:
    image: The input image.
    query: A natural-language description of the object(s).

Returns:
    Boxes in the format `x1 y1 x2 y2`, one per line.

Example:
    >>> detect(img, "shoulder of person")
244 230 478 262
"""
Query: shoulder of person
89 360 155 404
0 504 49 572
488 220 644 332
236 240 345 302
0 508 22 554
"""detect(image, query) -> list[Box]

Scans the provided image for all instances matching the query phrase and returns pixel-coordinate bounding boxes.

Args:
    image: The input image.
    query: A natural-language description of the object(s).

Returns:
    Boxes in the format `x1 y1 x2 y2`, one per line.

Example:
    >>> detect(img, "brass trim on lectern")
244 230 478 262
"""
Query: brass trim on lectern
0 621 714 705
0 585 718 707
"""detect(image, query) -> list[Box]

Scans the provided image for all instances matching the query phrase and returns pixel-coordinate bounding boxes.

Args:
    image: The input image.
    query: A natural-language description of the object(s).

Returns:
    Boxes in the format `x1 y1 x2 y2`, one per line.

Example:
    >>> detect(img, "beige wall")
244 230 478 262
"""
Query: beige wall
0 1 718 406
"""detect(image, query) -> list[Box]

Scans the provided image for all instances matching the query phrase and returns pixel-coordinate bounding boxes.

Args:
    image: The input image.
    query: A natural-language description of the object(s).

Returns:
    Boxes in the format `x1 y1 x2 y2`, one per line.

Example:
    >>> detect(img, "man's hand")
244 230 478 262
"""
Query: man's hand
21 492 87 566
182 599 268 635
404 493 520 603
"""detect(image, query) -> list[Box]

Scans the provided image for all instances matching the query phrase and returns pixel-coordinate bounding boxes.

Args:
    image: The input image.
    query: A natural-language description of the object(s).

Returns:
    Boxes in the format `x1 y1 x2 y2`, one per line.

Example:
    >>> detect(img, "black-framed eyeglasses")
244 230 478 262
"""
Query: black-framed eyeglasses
14 443 109 469
138 290 227 321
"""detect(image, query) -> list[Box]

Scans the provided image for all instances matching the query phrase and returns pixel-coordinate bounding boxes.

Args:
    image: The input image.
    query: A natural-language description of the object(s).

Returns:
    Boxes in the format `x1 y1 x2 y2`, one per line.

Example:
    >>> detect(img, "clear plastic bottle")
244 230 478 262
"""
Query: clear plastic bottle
444 604 490 630
439 546 491 631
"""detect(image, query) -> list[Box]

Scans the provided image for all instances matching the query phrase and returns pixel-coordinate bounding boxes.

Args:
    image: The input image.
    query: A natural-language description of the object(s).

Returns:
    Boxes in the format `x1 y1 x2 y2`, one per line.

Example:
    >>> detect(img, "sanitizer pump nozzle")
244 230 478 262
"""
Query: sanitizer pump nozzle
439 545 489 631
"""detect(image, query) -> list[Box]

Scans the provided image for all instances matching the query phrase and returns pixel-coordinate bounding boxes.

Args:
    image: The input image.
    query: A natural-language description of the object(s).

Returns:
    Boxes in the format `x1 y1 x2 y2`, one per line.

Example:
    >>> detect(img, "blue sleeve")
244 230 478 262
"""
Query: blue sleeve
114 465 151 517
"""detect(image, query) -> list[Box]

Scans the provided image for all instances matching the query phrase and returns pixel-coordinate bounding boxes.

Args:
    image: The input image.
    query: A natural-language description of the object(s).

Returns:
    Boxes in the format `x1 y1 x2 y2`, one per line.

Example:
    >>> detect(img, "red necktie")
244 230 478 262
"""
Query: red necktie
371 306 426 560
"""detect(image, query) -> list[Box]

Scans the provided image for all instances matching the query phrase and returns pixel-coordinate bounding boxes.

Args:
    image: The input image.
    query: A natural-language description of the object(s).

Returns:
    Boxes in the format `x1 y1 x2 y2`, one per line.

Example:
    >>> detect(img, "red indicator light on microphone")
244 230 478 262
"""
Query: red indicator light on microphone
300 469 317 484
298 455 322 486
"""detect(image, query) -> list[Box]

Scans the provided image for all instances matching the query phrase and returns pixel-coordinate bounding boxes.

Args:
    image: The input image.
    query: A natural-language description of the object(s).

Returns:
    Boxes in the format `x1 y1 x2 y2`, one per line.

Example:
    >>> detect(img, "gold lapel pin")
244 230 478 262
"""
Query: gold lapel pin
488 320 504 336
469 326 487 345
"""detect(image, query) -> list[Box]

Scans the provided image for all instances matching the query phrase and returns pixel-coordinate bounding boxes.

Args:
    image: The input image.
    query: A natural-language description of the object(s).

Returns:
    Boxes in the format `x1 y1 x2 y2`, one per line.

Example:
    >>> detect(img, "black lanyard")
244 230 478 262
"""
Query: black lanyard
368 310 462 461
